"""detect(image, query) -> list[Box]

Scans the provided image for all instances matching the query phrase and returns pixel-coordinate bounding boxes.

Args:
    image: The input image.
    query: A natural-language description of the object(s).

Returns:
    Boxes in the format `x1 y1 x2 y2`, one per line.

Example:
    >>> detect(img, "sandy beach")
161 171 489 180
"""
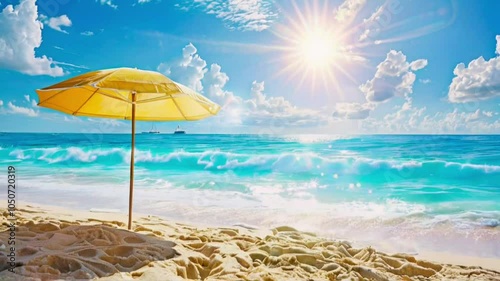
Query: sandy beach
1 203 499 281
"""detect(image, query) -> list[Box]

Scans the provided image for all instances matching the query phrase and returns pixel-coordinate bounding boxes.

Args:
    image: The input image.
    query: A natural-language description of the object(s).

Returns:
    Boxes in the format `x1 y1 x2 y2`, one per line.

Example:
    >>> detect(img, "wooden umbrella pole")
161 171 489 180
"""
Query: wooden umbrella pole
128 92 136 230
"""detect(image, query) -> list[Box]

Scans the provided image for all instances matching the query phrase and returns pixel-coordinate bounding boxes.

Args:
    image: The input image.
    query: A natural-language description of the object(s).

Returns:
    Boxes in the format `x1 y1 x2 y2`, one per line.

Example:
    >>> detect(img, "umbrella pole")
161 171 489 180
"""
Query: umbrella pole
128 92 136 230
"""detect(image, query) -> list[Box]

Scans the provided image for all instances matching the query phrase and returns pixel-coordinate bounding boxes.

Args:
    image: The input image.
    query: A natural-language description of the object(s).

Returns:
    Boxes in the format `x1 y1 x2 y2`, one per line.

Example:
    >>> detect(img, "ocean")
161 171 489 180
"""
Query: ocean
1 133 499 258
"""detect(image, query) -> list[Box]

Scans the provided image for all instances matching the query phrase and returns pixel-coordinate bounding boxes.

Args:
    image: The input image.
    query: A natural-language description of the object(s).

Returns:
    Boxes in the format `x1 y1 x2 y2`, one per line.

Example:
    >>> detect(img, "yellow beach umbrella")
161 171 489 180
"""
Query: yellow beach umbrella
35 67 220 229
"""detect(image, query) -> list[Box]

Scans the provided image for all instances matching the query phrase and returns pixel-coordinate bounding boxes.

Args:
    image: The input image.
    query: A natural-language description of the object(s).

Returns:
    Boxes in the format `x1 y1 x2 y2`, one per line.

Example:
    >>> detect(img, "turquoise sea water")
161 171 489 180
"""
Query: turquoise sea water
1 133 499 257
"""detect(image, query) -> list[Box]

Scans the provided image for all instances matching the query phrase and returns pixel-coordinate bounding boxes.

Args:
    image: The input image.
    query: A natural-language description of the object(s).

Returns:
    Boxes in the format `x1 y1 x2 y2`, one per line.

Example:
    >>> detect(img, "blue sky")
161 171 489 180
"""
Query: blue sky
0 0 499 134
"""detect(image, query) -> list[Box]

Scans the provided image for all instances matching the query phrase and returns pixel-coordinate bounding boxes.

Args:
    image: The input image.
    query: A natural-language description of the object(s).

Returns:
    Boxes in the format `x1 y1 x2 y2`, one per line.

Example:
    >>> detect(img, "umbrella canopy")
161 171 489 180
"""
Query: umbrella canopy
36 67 220 230
36 67 219 120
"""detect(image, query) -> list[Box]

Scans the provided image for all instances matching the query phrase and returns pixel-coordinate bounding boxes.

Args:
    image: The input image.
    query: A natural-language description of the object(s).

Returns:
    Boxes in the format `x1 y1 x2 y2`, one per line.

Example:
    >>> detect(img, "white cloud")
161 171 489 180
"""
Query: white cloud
199 63 244 125
7 101 39 117
335 0 366 24
385 101 426 131
359 1 402 41
80 31 94 36
359 5 384 41
332 102 374 120
201 63 240 106
448 35 500 103
40 14 71 33
496 35 500 56
426 109 500 133
64 116 83 123
419 78 431 84
0 0 64 76
360 50 427 103
410 59 428 71
0 95 41 117
87 118 124 127
162 43 331 129
52 61 89 70
97 0 117 9
241 81 330 128
158 43 207 92
179 0 277 31
361 101 500 134
483 111 493 117
138 0 153 3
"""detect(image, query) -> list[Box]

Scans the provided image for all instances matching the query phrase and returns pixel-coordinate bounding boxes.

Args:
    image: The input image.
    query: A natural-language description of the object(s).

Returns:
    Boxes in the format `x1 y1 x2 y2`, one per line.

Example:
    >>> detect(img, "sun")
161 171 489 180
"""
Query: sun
269 0 356 93
298 28 340 69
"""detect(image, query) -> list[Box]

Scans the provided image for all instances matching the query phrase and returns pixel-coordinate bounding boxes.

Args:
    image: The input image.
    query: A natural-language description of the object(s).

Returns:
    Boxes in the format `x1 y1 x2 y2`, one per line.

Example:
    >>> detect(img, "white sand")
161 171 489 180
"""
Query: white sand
1 203 499 280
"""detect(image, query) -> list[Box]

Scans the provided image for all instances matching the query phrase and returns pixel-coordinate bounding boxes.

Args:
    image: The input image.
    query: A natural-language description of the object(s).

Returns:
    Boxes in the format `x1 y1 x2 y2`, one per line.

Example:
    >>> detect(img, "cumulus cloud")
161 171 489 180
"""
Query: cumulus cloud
178 0 277 31
0 100 3 106
240 81 330 128
0 0 64 76
138 0 153 3
80 31 94 36
202 63 241 106
161 43 331 129
448 35 500 103
419 78 431 84
245 80 294 115
335 0 366 24
157 43 207 92
381 100 427 132
39 14 71 33
199 63 244 125
332 102 374 120
360 50 427 103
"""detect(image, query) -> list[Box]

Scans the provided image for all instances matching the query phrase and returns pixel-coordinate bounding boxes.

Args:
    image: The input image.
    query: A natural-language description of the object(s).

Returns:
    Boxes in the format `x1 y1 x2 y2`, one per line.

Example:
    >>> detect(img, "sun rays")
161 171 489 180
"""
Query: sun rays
268 0 363 95
153 0 457 97
258 0 455 96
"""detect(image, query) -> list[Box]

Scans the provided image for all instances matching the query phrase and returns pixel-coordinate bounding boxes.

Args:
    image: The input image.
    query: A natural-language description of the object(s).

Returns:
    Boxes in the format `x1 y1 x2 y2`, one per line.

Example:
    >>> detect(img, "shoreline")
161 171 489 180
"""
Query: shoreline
1 202 499 280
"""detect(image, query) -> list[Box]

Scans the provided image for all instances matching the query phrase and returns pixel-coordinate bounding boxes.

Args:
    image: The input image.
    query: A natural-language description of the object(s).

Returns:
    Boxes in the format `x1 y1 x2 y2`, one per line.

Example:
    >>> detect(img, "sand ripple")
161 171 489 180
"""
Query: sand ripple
1 207 500 280
0 215 177 280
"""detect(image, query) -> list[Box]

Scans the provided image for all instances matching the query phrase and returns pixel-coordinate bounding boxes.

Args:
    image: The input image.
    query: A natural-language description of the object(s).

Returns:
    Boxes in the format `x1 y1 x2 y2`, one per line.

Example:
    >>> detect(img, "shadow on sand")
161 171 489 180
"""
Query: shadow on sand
0 221 178 280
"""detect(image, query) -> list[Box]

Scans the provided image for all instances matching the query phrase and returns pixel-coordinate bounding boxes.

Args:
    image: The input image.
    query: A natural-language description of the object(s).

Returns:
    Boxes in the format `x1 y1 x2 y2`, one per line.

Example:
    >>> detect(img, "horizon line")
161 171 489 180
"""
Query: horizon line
0 132 499 136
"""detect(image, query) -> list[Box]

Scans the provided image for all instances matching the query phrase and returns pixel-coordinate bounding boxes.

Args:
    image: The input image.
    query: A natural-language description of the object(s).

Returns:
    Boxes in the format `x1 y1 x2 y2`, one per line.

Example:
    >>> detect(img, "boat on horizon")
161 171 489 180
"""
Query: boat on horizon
142 123 160 134
174 125 186 134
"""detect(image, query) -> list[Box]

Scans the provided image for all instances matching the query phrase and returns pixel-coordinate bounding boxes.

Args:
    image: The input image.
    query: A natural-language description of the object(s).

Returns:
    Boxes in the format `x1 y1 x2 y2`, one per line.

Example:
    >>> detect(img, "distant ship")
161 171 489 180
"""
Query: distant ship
174 125 186 134
142 123 160 134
